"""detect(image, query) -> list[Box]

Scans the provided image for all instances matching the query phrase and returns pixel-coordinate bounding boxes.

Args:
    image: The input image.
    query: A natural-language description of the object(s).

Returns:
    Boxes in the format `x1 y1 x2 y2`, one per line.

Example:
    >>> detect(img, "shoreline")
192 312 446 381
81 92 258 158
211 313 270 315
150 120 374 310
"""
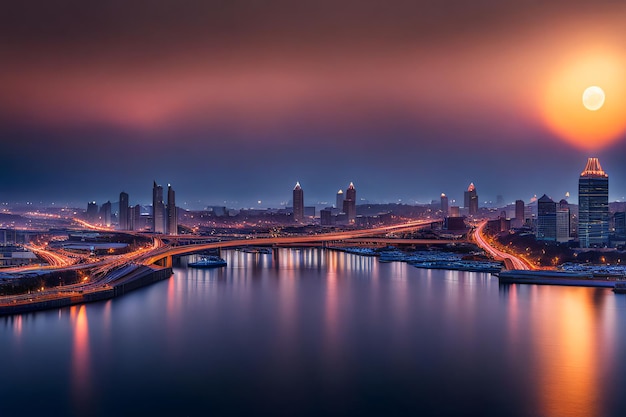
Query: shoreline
0 266 172 316
496 270 623 289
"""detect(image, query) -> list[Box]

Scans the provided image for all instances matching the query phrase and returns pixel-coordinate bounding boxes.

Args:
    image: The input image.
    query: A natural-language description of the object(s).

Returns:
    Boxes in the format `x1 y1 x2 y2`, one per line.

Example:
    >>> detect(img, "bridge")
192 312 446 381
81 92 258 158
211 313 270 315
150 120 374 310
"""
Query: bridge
141 220 456 267
0 219 466 314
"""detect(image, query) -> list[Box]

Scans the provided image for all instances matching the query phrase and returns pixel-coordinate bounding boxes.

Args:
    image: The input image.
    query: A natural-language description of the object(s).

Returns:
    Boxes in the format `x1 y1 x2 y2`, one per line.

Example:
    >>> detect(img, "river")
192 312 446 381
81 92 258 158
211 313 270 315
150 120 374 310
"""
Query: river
1 248 625 416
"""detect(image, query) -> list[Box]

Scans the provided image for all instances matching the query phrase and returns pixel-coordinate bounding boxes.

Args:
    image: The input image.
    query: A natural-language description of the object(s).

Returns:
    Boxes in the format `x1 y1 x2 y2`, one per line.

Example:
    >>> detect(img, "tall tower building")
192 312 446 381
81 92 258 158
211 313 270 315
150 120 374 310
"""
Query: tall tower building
515 200 525 226
578 157 609 248
336 189 345 210
152 181 166 234
537 194 556 241
556 199 570 243
167 184 177 235
293 182 304 223
119 191 129 230
344 182 357 223
440 193 449 217
100 201 112 227
464 183 478 215
87 201 98 223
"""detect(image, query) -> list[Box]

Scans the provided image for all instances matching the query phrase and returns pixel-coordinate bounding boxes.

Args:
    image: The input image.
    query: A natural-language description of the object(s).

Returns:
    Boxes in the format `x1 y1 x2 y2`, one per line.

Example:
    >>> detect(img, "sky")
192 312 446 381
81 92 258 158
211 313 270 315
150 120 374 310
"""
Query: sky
2 0 626 209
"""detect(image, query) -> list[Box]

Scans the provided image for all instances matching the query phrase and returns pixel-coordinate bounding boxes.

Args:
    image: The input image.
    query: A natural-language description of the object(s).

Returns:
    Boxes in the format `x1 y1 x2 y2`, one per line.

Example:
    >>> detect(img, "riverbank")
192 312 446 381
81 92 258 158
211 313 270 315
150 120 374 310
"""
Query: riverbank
0 266 172 316
496 269 621 288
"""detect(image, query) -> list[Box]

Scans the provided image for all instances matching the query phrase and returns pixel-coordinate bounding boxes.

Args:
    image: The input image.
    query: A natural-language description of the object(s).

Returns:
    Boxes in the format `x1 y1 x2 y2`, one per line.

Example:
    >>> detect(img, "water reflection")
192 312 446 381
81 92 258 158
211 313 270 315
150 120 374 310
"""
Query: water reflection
70 305 91 414
502 285 615 417
1 248 623 417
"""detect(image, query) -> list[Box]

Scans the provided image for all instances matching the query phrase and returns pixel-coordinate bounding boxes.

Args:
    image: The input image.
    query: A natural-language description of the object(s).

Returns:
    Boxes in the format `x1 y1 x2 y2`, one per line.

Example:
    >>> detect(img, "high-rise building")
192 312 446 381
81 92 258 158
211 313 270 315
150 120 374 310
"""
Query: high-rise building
537 194 556 241
152 181 166 234
119 191 129 230
128 205 136 231
167 184 177 235
450 206 460 217
100 201 112 227
132 204 143 231
515 200 525 227
614 212 626 240
556 199 570 243
345 182 356 223
464 183 478 215
336 189 344 210
320 209 333 226
293 182 304 223
440 193 449 217
87 201 98 223
578 157 609 248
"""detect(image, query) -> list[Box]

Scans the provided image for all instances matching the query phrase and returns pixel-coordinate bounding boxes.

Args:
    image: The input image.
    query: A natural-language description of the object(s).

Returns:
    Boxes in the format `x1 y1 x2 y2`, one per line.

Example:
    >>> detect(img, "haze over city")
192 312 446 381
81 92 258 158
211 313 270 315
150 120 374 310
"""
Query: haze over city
2 0 626 207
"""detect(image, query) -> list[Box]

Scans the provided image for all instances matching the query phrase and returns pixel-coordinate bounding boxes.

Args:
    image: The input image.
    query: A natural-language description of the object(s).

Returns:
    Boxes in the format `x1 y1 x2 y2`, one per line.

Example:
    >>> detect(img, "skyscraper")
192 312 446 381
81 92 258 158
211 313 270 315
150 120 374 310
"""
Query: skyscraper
464 183 478 215
515 199 525 227
345 182 356 223
578 157 609 248
537 194 556 241
87 201 98 223
556 199 570 243
119 191 129 230
440 193 449 217
167 184 177 235
293 182 304 223
100 201 112 227
152 181 166 234
336 189 344 210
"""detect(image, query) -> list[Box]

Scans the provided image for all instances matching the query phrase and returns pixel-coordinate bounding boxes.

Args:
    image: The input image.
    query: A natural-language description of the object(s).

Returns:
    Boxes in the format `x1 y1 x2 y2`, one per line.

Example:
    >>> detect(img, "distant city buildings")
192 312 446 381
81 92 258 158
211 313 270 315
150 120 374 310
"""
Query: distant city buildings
119 192 129 230
440 193 449 217
293 182 304 223
464 183 478 216
320 208 333 226
167 184 177 235
336 189 344 210
615 212 626 241
87 201 98 223
514 199 525 228
152 181 166 234
100 201 112 227
556 199 570 243
537 194 556 241
344 182 356 223
578 157 609 248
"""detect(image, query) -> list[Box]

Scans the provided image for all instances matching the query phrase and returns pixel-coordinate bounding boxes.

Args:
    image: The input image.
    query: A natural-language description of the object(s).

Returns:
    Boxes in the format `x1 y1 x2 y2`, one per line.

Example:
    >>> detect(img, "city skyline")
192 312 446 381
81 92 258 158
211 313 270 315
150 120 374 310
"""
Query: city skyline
2 1 626 205
3 3 626 416
1 157 624 211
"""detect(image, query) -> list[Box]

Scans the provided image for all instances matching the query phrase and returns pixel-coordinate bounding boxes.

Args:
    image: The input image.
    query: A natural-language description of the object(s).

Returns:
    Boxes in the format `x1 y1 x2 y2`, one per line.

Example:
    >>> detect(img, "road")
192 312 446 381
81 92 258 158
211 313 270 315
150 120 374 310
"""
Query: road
0 219 443 307
472 221 534 270
140 219 444 264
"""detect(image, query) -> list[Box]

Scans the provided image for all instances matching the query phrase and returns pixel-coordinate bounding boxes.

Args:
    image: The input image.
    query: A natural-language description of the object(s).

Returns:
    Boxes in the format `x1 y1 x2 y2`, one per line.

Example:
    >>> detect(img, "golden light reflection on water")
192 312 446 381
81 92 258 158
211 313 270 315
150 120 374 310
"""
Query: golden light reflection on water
13 315 22 340
508 286 614 417
324 264 340 359
70 305 91 413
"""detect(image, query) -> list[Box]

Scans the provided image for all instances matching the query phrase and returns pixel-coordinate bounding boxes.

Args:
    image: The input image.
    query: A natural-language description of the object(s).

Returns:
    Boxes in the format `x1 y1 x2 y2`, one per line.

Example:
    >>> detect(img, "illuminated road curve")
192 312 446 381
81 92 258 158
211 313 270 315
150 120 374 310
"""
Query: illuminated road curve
141 220 448 265
472 221 534 270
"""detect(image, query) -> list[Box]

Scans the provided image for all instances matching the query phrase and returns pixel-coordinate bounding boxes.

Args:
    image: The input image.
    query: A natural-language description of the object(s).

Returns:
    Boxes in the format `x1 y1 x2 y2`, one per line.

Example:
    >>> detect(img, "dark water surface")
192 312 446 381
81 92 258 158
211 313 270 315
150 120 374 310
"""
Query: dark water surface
2 249 626 417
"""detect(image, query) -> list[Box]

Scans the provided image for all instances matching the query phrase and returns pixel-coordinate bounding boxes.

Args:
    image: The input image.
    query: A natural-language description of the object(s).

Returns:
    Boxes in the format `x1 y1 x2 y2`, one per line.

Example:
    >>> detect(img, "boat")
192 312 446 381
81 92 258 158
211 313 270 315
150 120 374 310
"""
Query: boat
410 260 502 273
188 256 227 268
613 283 626 294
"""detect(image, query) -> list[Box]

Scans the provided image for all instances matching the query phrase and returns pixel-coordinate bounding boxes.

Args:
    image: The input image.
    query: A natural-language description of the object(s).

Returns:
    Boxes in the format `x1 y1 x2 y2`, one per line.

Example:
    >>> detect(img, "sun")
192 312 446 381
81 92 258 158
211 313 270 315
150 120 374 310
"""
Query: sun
582 86 605 111
541 52 626 150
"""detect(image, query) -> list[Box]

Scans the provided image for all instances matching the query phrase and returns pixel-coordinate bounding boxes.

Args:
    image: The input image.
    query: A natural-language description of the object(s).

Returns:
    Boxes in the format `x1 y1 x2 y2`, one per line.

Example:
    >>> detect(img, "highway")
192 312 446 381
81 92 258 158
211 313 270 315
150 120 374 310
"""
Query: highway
140 219 444 265
472 221 534 270
0 219 444 308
